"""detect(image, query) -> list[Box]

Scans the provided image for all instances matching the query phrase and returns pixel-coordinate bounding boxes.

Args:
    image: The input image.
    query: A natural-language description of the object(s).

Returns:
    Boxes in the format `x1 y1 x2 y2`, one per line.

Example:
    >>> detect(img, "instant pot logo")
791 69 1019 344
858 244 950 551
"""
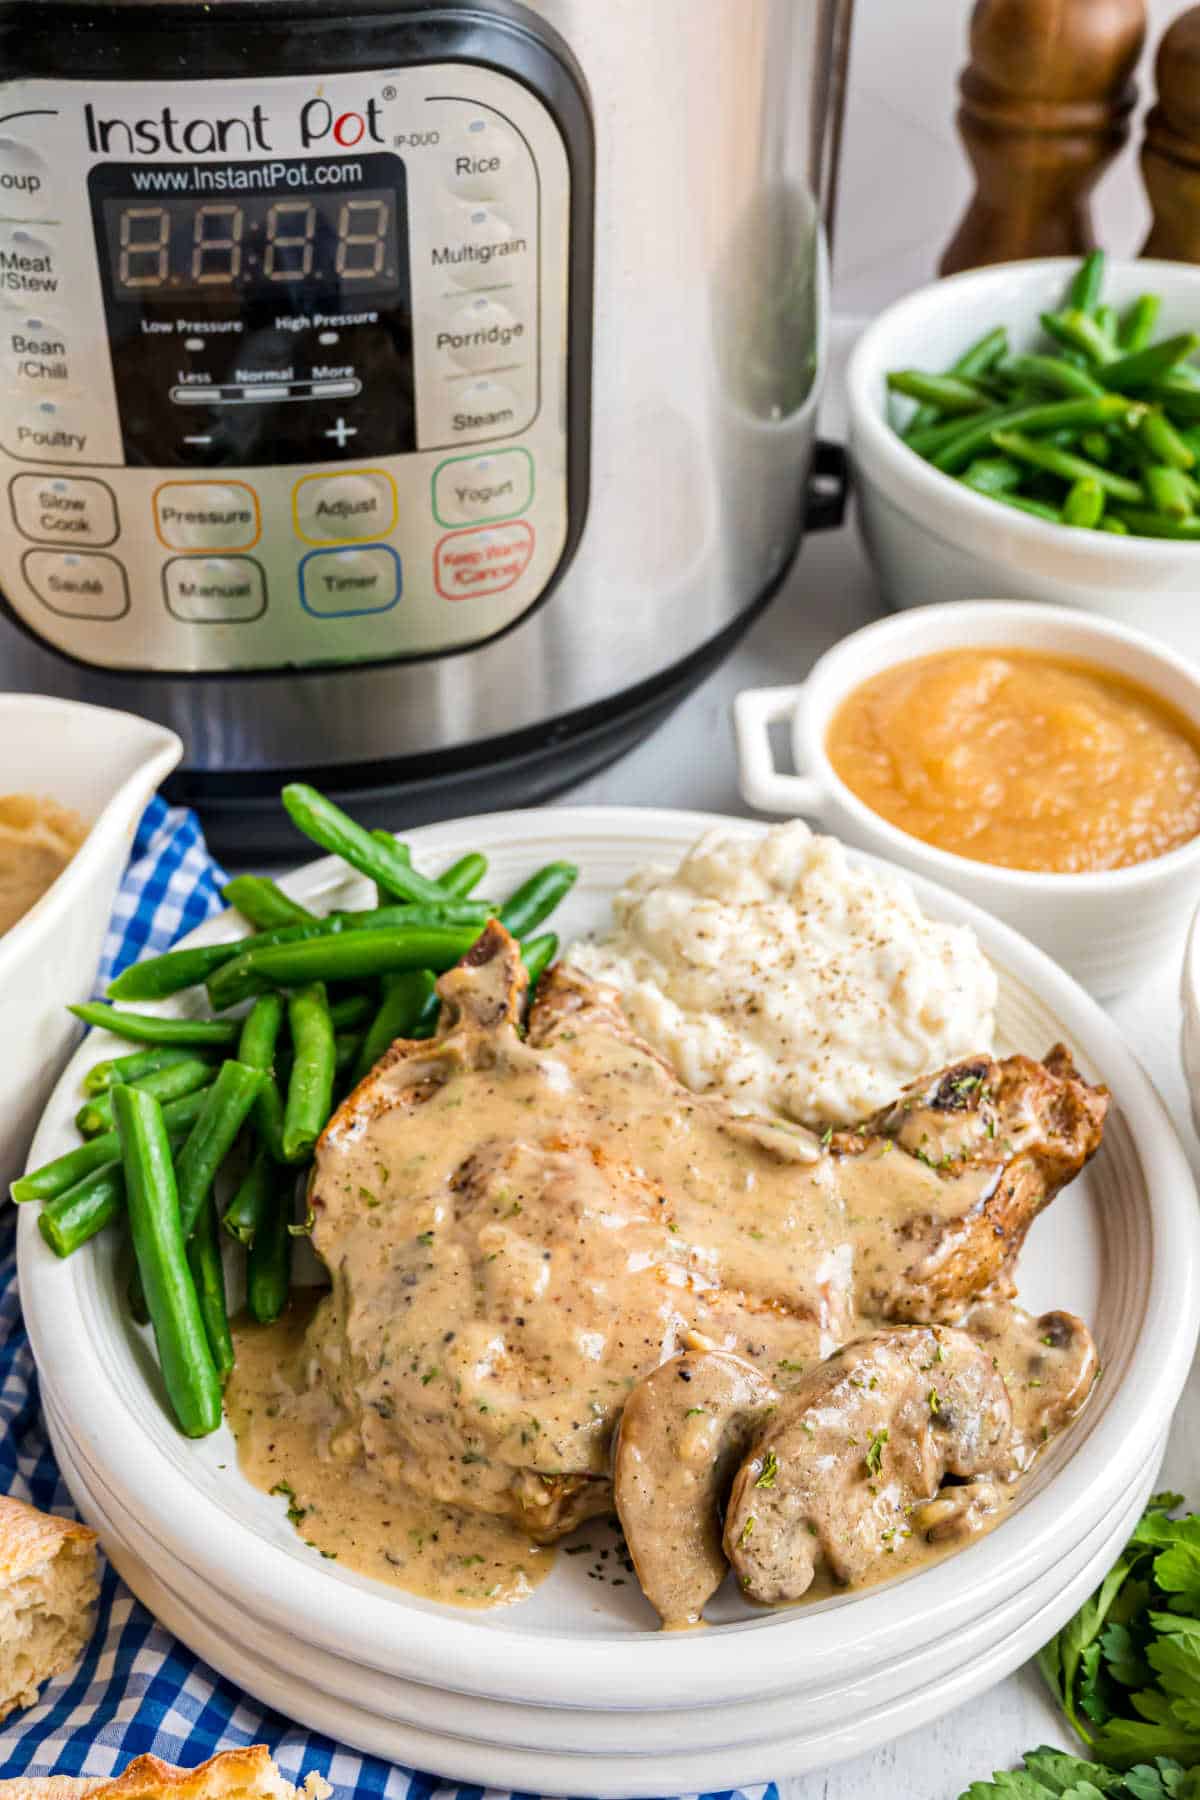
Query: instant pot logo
83 92 385 157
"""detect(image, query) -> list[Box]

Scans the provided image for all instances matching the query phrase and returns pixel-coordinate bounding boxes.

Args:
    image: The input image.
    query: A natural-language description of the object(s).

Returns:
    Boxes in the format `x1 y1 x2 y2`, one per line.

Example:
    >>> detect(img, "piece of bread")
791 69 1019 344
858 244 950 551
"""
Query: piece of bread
0 1495 99 1725
0 1748 333 1800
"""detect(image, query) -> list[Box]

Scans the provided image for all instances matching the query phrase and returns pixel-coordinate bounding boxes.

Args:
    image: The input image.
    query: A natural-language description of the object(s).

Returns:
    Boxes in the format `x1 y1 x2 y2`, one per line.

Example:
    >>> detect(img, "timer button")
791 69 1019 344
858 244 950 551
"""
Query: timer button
22 549 129 621
435 295 527 374
299 546 401 618
292 471 398 546
443 119 525 201
153 481 261 552
11 474 118 547
163 556 267 624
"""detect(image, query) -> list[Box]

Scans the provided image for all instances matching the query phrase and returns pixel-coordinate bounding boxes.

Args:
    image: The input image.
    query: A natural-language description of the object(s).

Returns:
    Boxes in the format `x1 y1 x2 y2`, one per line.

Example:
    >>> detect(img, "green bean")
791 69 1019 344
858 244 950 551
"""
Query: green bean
989 430 1144 502
76 1056 214 1137
12 1086 211 1204
371 829 412 905
1062 478 1105 529
329 992 373 1030
281 784 448 905
886 371 991 414
334 1030 361 1073
437 852 488 897
70 1001 238 1048
961 456 1024 496
247 1162 294 1325
83 1044 208 1095
523 932 559 990
1140 408 1196 470
909 402 1030 458
497 863 578 938
903 326 1009 434
1149 378 1200 419
1040 309 1115 364
1100 334 1200 391
106 942 246 1002
352 969 437 1085
174 1060 264 1239
237 993 288 1163
207 924 482 1011
1068 249 1106 313
1095 304 1118 342
994 493 1063 523
1146 465 1196 518
187 1195 234 1381
111 1084 222 1438
222 1145 273 1247
1080 430 1113 464
222 874 314 930
1119 294 1161 353
1111 508 1200 540
39 1163 124 1258
931 396 1136 473
283 982 335 1163
335 902 492 931
1099 516 1130 535
994 354 1105 399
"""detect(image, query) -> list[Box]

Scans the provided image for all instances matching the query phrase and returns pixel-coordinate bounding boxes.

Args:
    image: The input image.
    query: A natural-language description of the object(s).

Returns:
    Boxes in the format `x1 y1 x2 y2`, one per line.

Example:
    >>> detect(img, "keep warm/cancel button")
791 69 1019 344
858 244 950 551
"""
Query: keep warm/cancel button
435 520 534 599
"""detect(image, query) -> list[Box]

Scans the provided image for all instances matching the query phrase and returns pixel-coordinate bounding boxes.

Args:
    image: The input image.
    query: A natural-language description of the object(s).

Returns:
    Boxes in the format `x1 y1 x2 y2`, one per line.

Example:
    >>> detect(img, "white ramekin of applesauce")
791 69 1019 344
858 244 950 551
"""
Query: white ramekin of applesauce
733 600 1200 998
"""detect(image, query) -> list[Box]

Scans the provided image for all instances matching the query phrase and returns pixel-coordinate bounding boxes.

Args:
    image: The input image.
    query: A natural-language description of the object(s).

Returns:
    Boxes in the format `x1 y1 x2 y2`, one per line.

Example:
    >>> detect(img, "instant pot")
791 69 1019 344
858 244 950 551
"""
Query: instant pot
0 0 851 852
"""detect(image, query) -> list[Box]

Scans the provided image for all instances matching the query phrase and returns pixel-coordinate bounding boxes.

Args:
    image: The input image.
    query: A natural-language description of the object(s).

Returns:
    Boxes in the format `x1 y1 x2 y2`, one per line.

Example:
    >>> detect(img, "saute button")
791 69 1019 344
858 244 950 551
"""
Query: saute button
154 481 260 551
432 448 534 526
163 556 267 624
299 546 401 618
292 471 398 544
22 549 129 620
11 474 118 546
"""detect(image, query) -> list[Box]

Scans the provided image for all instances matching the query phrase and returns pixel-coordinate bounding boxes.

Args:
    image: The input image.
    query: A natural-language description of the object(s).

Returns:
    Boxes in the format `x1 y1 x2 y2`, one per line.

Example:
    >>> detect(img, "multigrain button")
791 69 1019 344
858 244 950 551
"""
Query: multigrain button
163 556 267 624
292 470 398 545
431 203 529 291
435 295 526 372
154 481 260 551
299 545 401 618
11 474 118 546
22 549 129 620
432 448 534 526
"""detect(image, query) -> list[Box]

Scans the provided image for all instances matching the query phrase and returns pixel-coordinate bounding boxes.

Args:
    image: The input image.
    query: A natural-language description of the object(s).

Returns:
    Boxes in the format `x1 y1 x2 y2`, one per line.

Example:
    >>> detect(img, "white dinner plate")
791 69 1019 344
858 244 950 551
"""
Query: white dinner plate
19 807 1200 1722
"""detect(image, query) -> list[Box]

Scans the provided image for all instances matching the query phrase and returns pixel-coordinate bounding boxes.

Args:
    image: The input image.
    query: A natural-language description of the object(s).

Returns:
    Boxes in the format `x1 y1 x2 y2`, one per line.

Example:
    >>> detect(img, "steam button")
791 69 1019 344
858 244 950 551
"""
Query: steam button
22 549 129 620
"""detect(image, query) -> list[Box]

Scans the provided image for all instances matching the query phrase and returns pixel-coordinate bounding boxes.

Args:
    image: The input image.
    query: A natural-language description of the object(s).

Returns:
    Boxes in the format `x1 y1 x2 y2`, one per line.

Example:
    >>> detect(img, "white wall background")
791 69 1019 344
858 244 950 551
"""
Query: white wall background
835 0 1185 316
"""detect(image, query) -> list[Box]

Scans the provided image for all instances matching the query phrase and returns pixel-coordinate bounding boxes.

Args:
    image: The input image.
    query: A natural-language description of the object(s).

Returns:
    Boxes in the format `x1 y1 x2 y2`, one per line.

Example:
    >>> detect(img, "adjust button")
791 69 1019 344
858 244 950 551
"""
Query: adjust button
299 546 401 618
163 556 267 624
432 448 533 527
11 474 118 546
22 549 129 620
154 481 260 551
292 470 398 545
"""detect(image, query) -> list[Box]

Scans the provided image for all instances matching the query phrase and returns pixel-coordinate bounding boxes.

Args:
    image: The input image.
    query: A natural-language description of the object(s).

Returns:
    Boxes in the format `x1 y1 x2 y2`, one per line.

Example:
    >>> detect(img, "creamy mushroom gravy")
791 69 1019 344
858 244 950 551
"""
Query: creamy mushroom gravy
0 795 86 936
224 956 1100 1620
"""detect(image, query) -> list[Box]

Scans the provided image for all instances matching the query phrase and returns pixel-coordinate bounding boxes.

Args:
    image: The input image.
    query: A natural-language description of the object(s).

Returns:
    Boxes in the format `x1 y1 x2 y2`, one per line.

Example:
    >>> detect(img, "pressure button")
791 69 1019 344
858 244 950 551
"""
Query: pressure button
153 481 260 551
11 475 118 546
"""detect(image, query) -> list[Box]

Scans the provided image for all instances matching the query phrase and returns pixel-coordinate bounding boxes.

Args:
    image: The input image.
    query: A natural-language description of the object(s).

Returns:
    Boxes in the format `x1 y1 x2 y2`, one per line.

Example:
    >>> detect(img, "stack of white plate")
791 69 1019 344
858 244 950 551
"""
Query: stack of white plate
20 810 1200 1796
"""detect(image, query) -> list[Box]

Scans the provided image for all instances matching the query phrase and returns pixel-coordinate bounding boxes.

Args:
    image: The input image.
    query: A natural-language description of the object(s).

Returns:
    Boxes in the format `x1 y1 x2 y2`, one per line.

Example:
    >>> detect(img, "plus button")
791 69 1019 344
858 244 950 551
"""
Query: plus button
324 416 358 448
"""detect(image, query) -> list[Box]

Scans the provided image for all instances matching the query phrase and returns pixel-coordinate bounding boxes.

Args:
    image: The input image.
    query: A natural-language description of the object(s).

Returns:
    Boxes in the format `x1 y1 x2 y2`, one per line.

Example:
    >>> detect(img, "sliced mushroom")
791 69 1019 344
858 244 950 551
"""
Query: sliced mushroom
724 1325 1013 1605
613 1343 778 1629
964 1302 1099 1471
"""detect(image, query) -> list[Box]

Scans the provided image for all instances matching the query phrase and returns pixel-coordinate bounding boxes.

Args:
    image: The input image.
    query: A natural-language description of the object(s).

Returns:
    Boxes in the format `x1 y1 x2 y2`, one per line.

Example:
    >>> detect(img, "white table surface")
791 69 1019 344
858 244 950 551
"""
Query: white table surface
558 336 1200 1800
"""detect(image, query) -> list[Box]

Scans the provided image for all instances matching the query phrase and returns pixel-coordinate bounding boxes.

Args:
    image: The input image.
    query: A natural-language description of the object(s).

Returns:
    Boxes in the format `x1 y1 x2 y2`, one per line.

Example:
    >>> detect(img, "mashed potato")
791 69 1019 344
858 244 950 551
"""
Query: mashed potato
571 821 997 1128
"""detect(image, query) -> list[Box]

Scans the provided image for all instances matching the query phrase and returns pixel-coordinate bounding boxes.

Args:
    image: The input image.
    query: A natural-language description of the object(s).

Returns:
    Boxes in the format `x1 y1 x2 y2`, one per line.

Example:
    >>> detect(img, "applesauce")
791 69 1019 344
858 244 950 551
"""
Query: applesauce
826 649 1200 874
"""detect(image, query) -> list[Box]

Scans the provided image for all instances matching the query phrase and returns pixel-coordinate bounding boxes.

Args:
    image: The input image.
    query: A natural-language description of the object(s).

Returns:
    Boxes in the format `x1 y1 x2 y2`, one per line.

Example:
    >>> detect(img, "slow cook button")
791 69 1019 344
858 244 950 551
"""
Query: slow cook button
442 117 525 200
163 556 267 624
22 549 129 620
10 474 118 546
292 470 398 545
435 295 527 373
154 481 261 551
435 521 534 600
299 545 401 618
432 447 534 526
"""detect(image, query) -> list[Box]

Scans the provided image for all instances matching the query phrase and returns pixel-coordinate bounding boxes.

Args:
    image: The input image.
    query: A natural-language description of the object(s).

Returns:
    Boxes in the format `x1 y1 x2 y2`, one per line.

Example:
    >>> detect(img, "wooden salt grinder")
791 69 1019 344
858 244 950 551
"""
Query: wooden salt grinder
1143 7 1200 262
941 0 1146 276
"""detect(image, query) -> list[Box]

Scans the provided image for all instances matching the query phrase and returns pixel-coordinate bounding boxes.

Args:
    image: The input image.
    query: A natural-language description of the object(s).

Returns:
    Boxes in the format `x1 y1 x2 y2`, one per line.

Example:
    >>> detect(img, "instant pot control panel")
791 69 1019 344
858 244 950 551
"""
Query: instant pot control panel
0 33 590 674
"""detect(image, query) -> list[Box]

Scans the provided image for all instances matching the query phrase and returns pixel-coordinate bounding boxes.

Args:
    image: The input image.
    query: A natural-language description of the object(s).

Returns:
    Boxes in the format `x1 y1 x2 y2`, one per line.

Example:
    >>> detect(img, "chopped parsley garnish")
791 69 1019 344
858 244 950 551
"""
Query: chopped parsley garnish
416 1230 434 1246
684 1406 709 1418
777 1359 805 1373
820 1125 834 1148
269 1480 308 1528
865 1428 889 1476
421 1366 440 1386
928 1388 941 1416
755 1450 779 1489
739 1515 756 1546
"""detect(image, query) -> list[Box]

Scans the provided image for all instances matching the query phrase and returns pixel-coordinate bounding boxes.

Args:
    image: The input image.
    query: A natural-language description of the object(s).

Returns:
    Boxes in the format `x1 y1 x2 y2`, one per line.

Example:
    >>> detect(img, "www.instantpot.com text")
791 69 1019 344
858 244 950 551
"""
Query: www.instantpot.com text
129 160 363 194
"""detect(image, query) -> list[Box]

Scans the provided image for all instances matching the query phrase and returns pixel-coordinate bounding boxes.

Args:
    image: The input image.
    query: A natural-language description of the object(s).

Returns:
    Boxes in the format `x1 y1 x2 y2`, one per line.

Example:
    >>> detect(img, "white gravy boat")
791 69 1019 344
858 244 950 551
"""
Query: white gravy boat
0 696 181 1186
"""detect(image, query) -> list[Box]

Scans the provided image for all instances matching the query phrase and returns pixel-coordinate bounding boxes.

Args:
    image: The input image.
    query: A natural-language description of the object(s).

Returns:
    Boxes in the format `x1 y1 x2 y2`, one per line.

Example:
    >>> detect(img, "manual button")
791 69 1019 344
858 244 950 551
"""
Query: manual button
163 556 266 624
154 481 260 551
11 474 118 546
292 471 397 545
299 545 401 618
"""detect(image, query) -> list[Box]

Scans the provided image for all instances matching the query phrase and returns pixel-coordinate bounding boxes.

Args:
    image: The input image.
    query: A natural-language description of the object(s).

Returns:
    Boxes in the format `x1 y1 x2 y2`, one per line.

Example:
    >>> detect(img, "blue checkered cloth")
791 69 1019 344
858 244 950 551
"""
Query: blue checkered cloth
0 795 777 1800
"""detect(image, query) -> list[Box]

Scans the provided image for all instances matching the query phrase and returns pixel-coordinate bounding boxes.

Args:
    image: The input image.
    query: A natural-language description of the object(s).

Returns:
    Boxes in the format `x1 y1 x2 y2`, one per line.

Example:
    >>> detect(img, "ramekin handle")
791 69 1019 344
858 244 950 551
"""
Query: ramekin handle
733 684 826 816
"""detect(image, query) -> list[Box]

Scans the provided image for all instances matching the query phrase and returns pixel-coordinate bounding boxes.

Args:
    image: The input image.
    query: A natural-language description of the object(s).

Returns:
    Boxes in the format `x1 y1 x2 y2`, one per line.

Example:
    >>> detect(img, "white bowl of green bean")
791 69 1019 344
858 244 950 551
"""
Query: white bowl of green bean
847 255 1200 659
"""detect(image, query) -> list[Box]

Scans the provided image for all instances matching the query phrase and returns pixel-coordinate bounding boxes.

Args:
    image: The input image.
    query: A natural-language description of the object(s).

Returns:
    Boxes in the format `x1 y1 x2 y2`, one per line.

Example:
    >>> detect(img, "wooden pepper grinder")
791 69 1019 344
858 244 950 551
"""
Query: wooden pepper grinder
1143 7 1200 262
940 0 1146 276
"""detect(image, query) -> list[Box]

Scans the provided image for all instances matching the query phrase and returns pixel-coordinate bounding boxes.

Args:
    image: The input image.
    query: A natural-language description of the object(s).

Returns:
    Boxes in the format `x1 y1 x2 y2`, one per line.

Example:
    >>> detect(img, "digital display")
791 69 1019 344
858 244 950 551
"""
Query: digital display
100 185 403 301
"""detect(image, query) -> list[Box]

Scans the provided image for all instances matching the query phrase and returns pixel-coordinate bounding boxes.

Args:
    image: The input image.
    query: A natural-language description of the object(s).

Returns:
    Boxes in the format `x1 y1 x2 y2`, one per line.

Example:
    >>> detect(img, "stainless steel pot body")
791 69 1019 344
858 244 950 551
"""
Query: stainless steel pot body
0 0 851 827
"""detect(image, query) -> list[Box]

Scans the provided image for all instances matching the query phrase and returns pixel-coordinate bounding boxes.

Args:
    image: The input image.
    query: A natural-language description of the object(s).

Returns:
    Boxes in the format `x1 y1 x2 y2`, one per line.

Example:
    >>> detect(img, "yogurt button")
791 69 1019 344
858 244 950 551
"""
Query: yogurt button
433 448 534 526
